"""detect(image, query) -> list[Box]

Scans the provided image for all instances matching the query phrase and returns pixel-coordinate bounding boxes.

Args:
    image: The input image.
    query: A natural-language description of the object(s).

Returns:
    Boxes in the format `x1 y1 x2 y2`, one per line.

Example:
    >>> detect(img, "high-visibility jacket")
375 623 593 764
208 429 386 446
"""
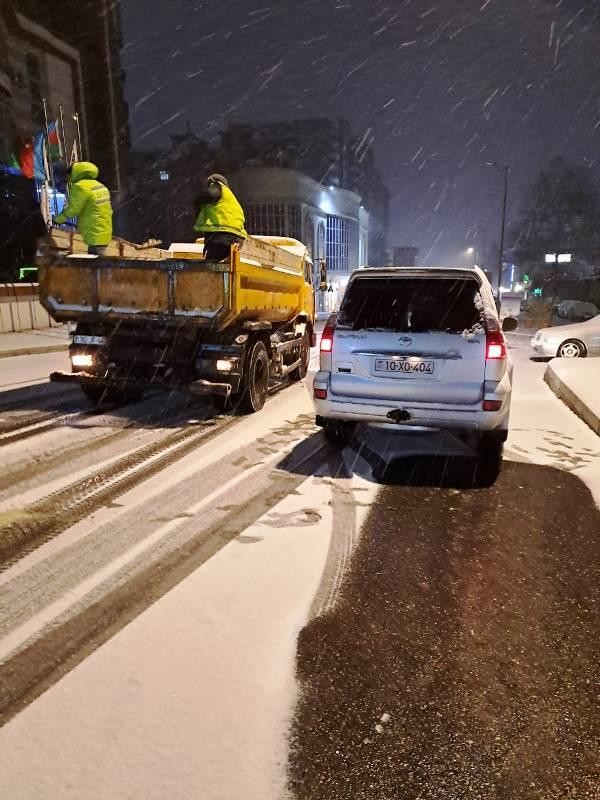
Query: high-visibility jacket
194 182 247 238
54 161 113 246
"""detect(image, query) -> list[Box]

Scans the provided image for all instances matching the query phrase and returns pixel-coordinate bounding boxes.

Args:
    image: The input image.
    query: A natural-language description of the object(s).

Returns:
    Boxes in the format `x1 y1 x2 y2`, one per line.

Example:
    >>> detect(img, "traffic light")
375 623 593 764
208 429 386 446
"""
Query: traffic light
533 287 542 297
523 274 530 283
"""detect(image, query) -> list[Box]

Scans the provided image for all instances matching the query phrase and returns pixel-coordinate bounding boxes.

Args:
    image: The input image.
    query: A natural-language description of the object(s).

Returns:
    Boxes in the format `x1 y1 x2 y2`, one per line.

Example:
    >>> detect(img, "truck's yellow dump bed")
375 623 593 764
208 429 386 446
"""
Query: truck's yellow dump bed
37 231 313 329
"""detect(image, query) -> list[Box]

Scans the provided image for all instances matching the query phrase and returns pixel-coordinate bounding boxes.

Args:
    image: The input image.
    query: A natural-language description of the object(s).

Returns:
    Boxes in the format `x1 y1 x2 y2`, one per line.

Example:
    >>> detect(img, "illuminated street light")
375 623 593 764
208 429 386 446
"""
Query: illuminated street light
466 247 479 265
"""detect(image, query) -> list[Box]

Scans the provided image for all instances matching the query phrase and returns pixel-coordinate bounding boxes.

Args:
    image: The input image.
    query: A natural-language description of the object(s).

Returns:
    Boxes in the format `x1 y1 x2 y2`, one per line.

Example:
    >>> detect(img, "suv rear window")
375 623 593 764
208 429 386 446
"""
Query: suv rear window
337 276 483 334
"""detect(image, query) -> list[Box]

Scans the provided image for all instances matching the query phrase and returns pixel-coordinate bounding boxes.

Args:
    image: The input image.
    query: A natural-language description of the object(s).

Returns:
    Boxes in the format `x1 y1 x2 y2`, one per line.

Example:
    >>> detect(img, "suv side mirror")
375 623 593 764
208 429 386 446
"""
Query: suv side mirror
502 316 518 333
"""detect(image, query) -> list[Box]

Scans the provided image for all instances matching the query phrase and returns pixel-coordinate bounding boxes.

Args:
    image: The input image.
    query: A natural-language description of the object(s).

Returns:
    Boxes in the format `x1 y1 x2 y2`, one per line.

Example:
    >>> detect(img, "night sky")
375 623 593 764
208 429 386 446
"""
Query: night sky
121 0 600 265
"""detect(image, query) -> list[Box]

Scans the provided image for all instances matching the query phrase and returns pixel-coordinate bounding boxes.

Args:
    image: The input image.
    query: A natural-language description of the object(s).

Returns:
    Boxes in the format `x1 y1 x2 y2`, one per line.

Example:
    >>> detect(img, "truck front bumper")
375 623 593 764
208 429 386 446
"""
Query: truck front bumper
50 370 236 398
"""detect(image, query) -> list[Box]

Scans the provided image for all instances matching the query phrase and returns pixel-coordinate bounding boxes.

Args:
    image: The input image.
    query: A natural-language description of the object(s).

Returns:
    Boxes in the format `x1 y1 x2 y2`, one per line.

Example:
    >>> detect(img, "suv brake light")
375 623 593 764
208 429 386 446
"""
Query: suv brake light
486 329 506 360
320 323 335 353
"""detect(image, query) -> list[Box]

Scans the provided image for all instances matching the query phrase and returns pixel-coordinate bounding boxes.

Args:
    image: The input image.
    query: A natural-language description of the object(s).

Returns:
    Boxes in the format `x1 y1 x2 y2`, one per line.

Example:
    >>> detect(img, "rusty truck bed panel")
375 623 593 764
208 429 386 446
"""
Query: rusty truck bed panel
37 231 314 330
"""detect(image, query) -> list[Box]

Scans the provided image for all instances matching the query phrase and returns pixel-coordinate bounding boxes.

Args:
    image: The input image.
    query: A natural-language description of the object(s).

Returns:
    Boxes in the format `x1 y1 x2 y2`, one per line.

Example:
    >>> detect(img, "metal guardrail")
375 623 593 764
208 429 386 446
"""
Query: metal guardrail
0 283 58 333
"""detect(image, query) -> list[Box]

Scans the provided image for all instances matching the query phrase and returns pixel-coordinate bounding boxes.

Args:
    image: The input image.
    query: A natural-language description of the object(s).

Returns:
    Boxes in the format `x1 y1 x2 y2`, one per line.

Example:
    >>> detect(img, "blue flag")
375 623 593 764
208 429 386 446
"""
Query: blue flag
33 131 47 181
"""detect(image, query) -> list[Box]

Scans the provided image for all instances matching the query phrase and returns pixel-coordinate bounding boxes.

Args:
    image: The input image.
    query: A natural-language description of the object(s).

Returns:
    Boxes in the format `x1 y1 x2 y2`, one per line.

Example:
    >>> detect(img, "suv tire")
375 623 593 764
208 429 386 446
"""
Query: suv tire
474 434 504 487
322 419 356 447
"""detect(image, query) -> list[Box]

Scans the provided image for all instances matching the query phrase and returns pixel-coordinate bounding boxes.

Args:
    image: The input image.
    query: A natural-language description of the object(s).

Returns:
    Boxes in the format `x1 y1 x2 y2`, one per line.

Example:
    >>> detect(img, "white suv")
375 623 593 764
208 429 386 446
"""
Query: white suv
313 266 514 484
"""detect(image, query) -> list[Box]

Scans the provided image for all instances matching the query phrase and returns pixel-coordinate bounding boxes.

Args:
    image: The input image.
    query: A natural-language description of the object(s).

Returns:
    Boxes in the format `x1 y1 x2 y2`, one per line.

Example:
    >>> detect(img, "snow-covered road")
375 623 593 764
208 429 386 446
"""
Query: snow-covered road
0 337 597 799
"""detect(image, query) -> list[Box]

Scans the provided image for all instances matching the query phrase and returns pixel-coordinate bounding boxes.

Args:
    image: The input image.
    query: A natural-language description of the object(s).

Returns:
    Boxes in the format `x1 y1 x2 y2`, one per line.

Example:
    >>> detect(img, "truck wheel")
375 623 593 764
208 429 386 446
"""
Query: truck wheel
288 332 310 381
238 340 269 413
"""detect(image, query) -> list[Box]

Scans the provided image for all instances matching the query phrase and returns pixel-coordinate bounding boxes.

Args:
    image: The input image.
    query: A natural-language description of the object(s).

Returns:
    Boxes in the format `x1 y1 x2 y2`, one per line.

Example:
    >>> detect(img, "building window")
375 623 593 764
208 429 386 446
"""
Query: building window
245 203 302 238
288 205 301 240
317 221 326 260
326 216 352 272
246 203 284 236
26 53 44 127
303 214 314 256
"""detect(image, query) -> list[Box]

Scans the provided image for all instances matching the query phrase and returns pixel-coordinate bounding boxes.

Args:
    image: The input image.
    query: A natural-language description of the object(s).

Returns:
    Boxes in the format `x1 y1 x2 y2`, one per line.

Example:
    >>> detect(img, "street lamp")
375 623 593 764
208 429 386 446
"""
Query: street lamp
486 162 510 300
466 246 479 265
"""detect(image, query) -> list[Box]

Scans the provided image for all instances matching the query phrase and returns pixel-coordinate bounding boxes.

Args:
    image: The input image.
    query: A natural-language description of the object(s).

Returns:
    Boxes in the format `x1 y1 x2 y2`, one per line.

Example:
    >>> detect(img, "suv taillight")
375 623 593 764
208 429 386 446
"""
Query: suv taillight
321 323 335 353
486 329 506 360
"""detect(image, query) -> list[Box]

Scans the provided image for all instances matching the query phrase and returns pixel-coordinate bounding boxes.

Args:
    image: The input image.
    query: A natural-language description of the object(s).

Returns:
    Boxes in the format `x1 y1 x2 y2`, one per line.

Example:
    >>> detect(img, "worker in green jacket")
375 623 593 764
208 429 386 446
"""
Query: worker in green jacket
54 161 113 254
193 174 247 262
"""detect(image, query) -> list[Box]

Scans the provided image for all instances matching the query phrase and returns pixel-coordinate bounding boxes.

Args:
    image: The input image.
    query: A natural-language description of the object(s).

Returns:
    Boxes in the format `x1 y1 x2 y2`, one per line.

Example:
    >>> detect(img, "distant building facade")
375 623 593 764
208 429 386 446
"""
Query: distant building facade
231 167 368 312
221 119 388 265
0 6 84 166
124 129 215 245
126 134 370 311
2 0 129 199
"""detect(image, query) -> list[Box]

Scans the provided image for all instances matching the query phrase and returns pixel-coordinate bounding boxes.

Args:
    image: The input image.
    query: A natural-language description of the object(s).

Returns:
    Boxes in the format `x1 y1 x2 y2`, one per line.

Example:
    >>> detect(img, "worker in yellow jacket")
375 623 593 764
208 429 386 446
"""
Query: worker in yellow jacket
54 161 113 254
193 174 247 262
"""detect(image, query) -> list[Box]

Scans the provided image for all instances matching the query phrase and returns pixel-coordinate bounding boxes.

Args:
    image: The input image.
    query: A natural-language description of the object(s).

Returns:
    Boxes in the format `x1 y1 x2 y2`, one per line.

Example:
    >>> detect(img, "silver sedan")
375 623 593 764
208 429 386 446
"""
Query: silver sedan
531 315 600 358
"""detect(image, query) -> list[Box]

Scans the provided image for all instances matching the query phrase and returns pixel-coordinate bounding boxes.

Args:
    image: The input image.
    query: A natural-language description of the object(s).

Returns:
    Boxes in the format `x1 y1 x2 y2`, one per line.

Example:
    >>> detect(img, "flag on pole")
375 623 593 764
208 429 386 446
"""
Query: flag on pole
69 137 79 166
33 121 63 180
47 122 62 160
33 131 47 181
19 140 34 178
39 182 51 227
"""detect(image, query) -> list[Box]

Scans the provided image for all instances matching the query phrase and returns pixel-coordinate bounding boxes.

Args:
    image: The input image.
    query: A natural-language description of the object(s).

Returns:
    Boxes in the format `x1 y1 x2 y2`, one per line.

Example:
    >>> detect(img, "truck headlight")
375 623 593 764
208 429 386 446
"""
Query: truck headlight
72 353 94 368
216 359 234 372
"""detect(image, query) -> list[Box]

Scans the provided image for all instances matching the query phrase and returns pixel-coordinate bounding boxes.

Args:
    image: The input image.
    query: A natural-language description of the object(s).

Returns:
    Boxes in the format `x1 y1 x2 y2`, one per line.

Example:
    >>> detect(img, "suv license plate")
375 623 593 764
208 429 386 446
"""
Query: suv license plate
375 358 436 377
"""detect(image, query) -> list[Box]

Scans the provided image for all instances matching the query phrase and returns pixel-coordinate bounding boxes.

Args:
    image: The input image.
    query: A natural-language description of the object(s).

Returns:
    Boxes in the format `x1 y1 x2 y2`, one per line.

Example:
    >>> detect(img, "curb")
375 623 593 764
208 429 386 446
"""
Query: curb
0 344 69 360
544 363 600 436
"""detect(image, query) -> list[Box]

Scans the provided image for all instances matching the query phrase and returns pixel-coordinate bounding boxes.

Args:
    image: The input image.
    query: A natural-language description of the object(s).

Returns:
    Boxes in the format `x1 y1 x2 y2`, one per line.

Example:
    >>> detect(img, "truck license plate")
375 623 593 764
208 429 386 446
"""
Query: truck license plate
73 335 107 346
375 358 435 377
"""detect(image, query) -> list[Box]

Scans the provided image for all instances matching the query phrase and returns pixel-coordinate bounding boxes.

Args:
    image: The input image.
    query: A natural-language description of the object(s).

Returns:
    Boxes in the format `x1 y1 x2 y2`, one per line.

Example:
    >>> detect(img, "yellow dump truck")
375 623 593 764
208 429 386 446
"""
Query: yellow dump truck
37 231 319 411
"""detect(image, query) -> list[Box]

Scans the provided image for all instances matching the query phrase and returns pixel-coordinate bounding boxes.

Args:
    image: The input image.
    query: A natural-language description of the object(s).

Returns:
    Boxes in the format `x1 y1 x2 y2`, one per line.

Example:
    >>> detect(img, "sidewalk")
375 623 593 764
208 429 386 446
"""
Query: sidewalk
545 359 600 435
0 326 69 360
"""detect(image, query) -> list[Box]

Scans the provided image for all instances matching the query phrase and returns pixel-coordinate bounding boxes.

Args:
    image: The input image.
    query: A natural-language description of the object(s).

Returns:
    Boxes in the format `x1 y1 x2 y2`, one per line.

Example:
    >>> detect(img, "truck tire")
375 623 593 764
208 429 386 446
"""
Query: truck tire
236 340 269 413
288 331 311 381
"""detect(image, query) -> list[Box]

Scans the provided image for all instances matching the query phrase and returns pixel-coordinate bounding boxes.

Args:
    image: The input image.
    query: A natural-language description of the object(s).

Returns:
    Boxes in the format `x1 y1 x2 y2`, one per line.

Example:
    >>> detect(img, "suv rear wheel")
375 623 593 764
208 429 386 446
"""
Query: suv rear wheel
474 434 504 487
322 419 356 447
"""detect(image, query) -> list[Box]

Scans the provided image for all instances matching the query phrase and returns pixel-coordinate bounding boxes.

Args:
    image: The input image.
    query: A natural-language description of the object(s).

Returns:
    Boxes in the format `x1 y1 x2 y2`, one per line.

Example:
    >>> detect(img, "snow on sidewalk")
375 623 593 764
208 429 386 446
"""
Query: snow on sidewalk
0 326 69 359
545 359 600 435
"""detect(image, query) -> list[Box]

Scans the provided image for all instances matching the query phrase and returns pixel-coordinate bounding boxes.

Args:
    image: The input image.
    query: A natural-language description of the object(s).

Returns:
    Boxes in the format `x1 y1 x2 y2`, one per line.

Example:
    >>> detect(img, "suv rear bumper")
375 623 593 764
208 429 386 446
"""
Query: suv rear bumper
313 375 510 434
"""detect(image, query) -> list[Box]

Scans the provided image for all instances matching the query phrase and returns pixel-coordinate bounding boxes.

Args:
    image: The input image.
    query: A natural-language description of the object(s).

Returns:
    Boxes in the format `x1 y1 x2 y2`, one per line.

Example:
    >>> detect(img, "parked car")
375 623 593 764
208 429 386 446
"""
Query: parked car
558 300 578 319
531 314 600 358
558 299 598 321
313 266 514 485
